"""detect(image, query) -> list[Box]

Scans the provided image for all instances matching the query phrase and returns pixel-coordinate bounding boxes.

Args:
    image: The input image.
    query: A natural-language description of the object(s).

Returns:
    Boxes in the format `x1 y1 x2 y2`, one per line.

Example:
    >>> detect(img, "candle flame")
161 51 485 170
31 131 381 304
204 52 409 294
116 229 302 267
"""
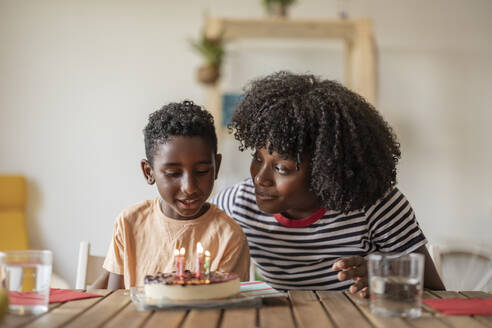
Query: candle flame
174 249 179 256
205 250 210 256
197 242 203 254
180 247 186 255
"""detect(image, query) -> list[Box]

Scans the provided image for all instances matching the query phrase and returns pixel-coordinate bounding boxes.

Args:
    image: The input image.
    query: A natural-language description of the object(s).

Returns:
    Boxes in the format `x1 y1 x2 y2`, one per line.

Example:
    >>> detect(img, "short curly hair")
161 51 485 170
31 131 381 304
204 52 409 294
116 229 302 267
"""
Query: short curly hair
144 100 217 166
229 71 401 213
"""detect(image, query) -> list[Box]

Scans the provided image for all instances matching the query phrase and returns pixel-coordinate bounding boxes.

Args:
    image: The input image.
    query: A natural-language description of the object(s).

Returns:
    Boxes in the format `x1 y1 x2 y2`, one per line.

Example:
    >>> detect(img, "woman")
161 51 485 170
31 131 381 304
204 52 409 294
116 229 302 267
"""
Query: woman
212 71 444 296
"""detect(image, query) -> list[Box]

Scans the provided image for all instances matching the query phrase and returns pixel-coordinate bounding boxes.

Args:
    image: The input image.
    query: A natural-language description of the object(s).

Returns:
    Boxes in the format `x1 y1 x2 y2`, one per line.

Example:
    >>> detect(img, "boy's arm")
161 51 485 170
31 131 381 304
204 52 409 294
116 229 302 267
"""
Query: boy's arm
231 241 250 282
87 269 110 289
108 272 124 290
218 235 250 281
88 269 129 290
102 215 127 288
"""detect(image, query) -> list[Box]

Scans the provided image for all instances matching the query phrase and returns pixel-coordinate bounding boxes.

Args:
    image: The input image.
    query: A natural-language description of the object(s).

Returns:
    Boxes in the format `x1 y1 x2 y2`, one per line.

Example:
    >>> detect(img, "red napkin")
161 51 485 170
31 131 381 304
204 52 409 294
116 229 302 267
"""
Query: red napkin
424 298 492 315
8 288 103 305
49 288 103 303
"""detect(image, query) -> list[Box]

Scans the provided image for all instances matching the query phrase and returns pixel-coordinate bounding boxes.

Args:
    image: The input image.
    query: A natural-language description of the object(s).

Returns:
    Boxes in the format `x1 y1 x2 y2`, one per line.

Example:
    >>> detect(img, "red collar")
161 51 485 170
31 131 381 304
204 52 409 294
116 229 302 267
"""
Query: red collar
273 208 327 228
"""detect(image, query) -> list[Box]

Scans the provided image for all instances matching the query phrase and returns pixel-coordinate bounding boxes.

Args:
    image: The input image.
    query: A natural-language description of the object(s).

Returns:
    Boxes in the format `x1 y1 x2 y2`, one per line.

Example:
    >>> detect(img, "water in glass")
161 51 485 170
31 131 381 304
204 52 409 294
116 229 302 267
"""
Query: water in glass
370 275 422 318
368 253 424 318
4 261 51 315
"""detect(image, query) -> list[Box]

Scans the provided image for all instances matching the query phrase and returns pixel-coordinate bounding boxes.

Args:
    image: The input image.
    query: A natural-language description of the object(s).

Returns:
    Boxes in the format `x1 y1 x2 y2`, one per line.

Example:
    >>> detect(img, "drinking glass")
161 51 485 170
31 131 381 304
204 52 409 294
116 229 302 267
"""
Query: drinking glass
367 253 424 318
0 250 52 315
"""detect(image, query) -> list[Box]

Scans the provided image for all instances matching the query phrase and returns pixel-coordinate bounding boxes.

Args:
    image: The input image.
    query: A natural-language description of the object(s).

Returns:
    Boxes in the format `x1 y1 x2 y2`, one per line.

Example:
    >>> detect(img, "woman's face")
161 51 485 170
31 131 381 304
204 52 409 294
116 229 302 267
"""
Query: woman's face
250 147 321 219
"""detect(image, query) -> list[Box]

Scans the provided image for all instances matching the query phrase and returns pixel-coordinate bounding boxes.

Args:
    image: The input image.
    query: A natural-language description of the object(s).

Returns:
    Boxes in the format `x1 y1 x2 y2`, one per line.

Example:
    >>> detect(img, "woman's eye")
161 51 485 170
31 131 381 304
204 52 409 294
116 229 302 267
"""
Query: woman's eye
251 153 261 162
275 166 289 175
164 171 181 177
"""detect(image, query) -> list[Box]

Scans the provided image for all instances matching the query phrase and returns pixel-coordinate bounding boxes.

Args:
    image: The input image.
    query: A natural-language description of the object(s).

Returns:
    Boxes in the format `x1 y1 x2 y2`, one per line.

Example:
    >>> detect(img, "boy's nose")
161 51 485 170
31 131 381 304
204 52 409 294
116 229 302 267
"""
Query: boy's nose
181 174 199 195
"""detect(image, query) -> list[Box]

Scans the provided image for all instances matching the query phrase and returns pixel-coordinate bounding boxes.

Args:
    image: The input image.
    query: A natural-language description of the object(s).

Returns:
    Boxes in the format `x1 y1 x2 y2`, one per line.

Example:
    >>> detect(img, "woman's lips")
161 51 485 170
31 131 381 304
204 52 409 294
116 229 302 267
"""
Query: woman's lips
255 192 277 201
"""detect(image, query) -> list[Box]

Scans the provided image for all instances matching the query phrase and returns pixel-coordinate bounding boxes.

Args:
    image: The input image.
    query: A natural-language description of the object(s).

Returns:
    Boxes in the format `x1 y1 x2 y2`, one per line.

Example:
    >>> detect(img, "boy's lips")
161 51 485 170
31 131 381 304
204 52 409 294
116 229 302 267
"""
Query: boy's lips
177 198 201 209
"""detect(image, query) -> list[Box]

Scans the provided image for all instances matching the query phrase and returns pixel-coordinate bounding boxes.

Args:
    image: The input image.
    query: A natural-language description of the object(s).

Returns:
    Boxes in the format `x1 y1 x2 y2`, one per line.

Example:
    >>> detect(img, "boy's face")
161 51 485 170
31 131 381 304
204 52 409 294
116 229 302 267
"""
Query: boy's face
141 136 221 220
250 147 321 219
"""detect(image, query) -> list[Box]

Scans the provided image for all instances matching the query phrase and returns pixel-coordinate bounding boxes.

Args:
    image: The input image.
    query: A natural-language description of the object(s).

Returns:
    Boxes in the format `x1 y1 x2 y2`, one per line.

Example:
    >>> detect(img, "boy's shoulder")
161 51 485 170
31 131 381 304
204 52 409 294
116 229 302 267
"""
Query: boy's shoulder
116 198 159 224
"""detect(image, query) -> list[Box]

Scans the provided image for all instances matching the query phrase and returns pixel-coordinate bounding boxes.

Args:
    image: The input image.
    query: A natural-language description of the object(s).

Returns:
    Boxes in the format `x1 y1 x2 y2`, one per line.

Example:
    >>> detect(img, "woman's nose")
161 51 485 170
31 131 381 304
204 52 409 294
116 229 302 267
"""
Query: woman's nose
254 168 273 187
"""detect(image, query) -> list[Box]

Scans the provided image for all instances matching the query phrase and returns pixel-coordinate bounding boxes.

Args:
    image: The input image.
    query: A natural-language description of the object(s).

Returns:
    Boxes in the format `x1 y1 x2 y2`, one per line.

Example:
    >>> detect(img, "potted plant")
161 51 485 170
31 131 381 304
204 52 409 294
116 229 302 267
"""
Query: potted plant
263 0 296 18
190 33 224 85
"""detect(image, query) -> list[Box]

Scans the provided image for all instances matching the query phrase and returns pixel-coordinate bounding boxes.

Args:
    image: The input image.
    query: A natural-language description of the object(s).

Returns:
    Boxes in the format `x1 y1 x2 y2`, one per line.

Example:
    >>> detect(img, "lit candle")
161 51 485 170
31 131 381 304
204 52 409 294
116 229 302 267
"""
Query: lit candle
204 250 211 275
195 242 204 279
178 247 186 277
174 249 180 274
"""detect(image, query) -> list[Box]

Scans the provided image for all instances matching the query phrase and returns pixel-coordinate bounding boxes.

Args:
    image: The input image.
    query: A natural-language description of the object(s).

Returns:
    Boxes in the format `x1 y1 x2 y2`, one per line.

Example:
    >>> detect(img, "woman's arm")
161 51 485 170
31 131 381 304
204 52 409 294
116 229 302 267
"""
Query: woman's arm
415 245 445 290
333 245 445 298
107 272 124 290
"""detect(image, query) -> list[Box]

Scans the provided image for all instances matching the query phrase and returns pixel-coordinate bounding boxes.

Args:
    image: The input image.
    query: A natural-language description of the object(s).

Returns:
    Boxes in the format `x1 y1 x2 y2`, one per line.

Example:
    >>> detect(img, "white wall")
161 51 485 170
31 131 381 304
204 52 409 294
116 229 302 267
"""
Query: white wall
1 0 491 286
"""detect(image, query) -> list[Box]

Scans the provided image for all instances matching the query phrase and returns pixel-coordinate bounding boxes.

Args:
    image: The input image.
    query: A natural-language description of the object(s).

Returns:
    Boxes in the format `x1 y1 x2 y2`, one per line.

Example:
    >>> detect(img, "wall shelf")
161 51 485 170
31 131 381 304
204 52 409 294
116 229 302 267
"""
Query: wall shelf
201 17 377 136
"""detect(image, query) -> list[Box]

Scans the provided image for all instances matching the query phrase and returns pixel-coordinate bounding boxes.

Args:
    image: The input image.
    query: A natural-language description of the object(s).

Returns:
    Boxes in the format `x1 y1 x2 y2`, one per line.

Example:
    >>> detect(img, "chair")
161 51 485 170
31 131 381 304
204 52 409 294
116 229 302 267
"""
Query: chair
0 175 69 289
75 241 105 289
428 244 492 291
0 175 29 250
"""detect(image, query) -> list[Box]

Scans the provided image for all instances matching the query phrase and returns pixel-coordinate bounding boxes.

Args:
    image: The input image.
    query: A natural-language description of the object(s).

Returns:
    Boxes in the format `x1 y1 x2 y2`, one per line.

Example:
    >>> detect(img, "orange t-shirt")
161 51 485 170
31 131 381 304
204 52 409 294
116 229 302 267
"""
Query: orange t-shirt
103 198 250 288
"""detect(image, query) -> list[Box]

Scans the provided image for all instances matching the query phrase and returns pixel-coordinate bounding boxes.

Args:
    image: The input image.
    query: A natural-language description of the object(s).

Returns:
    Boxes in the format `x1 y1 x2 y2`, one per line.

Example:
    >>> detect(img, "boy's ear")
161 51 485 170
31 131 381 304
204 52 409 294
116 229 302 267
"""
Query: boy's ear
214 153 222 180
141 159 155 185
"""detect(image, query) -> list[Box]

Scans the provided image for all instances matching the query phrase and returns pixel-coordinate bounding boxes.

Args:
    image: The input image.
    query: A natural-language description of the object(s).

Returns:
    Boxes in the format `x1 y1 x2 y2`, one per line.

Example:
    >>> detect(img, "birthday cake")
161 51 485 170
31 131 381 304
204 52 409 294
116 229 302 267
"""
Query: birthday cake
144 270 240 301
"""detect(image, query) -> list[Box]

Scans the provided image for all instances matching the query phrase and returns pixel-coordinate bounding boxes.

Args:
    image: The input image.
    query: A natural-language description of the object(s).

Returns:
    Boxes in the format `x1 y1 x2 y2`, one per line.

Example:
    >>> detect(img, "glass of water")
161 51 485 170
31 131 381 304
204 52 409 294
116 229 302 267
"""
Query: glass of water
368 253 424 318
0 250 52 315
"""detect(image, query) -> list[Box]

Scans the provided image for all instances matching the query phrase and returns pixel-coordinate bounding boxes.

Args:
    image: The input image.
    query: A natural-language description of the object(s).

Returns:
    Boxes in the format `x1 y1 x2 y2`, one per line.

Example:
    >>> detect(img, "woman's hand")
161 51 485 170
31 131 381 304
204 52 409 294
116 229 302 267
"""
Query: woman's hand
332 256 369 298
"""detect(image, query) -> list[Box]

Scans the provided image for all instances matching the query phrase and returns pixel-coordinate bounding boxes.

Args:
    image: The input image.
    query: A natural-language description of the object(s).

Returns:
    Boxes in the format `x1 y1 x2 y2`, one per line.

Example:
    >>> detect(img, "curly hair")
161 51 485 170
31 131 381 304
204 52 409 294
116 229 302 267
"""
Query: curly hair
144 100 217 166
229 71 401 213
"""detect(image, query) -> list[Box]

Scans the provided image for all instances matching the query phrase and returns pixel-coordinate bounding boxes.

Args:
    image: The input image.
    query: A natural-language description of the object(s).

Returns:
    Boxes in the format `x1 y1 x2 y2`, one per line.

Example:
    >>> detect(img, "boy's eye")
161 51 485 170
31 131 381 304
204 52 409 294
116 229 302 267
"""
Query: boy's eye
195 164 212 175
164 171 181 177
195 169 210 175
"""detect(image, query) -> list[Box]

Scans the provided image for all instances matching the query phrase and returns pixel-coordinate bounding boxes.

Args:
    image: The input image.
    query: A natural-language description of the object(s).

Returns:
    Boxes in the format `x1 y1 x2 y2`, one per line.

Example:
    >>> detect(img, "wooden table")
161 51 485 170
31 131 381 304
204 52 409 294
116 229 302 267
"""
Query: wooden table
1 290 491 328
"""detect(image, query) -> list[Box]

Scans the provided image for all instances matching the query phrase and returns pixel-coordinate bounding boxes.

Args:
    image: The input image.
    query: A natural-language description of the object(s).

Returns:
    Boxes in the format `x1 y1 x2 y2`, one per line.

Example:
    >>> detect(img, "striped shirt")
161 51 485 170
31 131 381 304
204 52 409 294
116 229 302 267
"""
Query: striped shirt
211 178 427 291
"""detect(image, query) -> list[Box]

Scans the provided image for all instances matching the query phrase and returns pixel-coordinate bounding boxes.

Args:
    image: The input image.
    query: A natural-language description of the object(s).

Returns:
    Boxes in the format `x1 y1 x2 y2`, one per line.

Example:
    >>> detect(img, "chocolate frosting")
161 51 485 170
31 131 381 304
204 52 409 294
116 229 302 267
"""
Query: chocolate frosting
144 270 239 286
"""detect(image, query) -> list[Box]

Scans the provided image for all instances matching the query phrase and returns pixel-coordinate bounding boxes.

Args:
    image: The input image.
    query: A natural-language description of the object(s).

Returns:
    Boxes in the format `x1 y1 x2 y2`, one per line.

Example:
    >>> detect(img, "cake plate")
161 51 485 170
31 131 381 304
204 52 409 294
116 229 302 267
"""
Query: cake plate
130 281 287 311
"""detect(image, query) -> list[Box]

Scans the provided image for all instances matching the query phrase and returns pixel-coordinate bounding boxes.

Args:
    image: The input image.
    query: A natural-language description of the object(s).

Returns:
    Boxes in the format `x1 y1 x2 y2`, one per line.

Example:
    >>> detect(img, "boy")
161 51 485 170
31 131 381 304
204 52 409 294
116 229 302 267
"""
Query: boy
102 101 249 289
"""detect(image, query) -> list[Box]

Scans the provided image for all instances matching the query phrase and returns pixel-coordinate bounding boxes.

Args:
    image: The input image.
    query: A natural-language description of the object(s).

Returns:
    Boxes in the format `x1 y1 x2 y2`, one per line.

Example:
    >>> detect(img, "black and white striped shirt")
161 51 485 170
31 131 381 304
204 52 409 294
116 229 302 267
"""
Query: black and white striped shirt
212 178 427 290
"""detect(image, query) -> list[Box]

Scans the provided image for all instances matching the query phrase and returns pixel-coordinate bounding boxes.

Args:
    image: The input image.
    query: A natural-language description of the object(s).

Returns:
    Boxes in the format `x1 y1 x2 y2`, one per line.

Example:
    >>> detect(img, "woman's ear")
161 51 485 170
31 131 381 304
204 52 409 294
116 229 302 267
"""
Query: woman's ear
141 159 155 185
214 153 222 180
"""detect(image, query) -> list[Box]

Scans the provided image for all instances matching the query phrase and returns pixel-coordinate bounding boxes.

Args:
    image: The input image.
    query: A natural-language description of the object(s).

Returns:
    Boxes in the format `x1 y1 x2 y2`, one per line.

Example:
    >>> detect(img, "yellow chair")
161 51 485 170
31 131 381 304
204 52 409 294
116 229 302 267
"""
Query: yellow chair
0 175 32 290
0 175 29 250
0 175 69 289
